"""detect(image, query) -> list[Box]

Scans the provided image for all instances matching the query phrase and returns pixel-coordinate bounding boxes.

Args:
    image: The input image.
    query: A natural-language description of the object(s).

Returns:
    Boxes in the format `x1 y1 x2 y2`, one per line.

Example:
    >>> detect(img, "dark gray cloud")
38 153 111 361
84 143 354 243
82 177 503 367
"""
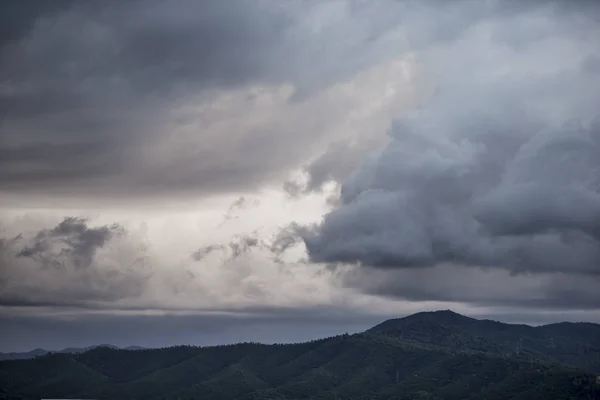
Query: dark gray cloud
0 0 286 96
0 217 150 308
304 109 600 276
191 232 262 263
0 0 292 199
341 265 600 311
302 2 600 278
16 217 123 268
280 0 600 196
0 0 79 46
4 0 574 203
2 0 426 202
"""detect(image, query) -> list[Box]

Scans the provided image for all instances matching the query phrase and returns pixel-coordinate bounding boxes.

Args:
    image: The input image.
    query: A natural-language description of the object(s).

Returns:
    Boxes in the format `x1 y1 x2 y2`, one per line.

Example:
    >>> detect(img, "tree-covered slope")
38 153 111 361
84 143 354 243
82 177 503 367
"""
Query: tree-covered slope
368 310 600 373
1 311 599 400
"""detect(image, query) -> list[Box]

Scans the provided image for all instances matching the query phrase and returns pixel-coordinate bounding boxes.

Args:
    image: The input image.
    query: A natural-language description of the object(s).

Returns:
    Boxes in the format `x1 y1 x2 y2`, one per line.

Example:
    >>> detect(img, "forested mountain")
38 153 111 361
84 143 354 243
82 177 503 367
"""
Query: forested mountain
369 310 600 373
1 311 599 400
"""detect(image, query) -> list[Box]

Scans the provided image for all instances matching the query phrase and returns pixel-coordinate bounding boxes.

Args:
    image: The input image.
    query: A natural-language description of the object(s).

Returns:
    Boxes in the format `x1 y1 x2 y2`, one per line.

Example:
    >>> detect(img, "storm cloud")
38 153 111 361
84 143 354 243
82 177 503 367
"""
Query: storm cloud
303 1 600 279
0 0 426 203
341 265 600 311
4 0 572 203
0 0 287 196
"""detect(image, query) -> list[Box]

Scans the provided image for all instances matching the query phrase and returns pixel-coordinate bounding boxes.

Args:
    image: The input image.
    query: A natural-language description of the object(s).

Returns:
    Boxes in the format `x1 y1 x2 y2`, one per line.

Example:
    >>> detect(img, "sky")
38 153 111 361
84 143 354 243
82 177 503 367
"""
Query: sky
1 0 599 352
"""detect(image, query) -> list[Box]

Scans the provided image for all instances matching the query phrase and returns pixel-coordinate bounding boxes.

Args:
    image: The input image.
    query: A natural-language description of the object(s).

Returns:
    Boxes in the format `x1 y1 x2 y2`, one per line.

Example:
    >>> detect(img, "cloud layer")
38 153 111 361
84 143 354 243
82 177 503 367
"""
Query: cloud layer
2 1 600 351
302 2 600 287
0 214 345 312
0 0 423 204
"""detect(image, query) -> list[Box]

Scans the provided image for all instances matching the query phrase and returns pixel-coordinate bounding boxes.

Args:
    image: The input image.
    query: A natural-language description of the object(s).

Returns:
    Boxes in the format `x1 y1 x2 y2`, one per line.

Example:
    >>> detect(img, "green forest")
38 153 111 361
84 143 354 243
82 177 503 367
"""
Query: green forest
1 310 599 400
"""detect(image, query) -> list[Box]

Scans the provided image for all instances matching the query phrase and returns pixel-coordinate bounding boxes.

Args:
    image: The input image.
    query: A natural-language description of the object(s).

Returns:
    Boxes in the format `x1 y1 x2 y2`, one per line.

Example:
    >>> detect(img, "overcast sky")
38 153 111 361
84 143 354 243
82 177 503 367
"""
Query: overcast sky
1 0 599 352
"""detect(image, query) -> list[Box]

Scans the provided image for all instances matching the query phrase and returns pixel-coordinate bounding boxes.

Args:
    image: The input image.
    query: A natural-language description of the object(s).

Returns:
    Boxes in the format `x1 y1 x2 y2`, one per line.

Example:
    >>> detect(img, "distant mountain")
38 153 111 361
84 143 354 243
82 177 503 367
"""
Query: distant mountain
59 344 119 355
0 311 599 400
0 349 48 361
0 344 144 361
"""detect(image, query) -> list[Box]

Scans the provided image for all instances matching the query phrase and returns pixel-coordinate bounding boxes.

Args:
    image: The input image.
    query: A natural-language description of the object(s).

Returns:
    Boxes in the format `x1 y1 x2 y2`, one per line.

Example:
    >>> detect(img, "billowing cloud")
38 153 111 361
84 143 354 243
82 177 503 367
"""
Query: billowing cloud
303 1 600 279
0 214 343 313
305 116 600 275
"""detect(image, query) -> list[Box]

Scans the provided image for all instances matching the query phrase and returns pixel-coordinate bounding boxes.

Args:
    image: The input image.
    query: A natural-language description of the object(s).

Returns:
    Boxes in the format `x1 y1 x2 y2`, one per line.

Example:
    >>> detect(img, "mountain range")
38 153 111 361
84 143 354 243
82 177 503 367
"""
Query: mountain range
1 310 599 400
0 345 145 361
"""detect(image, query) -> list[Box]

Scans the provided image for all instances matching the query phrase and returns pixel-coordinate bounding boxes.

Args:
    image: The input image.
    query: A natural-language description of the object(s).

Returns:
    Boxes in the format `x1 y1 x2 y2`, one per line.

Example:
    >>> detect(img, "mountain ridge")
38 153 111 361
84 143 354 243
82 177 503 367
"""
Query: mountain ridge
0 344 145 361
1 310 599 399
5 309 600 361
367 310 600 374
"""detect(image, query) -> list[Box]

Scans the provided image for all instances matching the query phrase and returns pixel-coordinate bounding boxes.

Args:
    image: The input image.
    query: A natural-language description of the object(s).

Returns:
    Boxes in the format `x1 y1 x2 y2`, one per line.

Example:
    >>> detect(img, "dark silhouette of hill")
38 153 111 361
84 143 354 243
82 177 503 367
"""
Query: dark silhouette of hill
368 310 600 373
0 349 48 362
0 344 144 361
1 310 599 400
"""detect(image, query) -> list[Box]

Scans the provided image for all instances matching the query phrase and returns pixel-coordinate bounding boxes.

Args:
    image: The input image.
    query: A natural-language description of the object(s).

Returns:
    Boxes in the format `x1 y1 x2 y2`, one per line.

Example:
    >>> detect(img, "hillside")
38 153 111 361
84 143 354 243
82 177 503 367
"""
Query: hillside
1 311 599 400
368 310 600 373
